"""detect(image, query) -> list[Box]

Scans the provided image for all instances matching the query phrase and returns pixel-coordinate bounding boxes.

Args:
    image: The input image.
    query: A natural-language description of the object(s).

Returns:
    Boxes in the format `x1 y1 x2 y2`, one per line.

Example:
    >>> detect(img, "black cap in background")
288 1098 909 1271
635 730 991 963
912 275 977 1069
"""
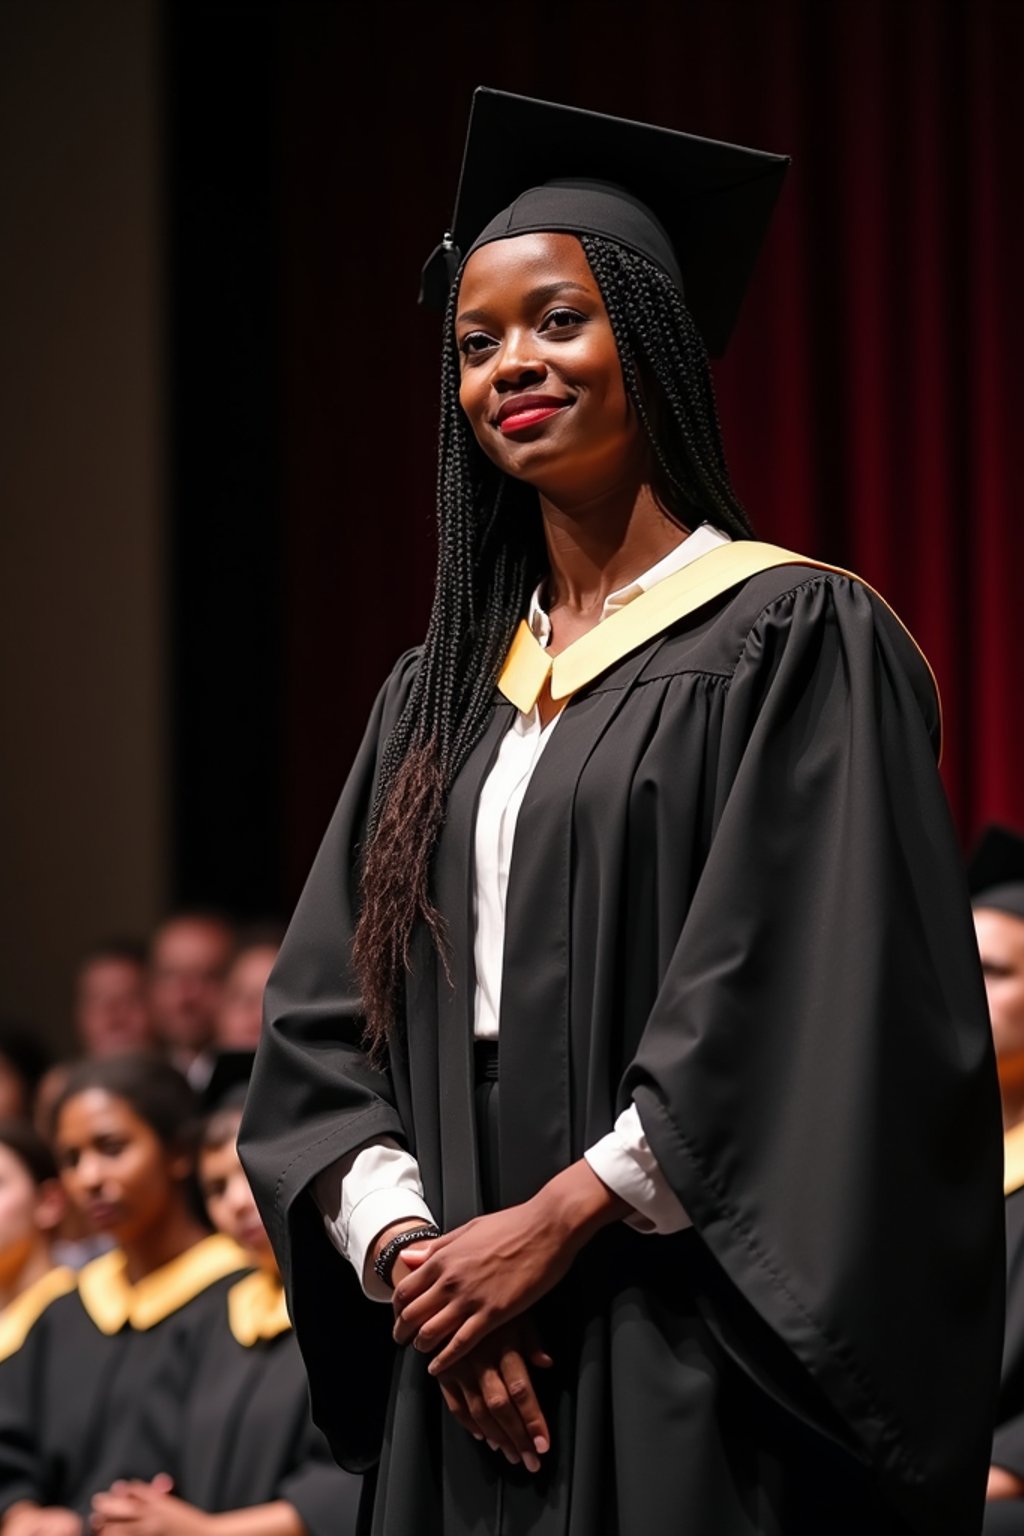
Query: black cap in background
421 87 790 356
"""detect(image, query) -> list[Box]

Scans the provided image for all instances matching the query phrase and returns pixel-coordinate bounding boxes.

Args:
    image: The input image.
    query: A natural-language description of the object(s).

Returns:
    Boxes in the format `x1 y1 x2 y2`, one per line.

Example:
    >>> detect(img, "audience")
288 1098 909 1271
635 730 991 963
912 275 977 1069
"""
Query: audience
148 914 236 1090
0 1057 249 1534
90 1052 360 1536
972 826 1024 1532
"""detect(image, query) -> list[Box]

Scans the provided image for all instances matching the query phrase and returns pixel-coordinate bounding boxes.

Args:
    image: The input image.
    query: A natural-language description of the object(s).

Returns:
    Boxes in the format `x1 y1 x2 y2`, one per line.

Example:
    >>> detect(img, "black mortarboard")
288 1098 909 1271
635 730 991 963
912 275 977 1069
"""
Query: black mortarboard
969 826 1024 923
201 1050 255 1115
420 88 790 357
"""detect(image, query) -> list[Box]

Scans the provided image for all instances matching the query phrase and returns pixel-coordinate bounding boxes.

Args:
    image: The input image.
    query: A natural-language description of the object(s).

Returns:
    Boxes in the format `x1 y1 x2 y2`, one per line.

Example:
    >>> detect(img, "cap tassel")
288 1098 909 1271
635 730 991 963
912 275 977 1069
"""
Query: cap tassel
419 231 462 308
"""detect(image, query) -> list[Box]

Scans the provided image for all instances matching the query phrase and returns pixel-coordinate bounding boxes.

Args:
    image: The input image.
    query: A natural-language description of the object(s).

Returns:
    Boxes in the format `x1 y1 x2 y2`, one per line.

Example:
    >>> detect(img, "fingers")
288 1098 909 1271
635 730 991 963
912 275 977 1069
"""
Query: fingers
426 1313 492 1374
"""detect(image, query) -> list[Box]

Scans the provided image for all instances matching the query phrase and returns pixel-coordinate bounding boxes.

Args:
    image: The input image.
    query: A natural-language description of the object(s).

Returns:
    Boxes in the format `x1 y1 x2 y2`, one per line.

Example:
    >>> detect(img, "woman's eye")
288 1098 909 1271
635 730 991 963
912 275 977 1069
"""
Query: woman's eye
458 331 496 357
541 307 585 332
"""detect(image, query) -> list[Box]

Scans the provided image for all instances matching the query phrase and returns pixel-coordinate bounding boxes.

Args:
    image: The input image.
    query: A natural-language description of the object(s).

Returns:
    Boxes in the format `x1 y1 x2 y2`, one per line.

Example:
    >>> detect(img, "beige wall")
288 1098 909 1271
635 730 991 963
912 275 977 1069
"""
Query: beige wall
0 0 166 1047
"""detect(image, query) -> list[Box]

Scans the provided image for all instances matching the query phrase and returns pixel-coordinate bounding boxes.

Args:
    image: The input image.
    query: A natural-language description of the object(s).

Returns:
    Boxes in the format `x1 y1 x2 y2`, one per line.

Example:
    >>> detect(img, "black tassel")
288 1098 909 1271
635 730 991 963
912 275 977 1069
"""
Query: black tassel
418 232 462 309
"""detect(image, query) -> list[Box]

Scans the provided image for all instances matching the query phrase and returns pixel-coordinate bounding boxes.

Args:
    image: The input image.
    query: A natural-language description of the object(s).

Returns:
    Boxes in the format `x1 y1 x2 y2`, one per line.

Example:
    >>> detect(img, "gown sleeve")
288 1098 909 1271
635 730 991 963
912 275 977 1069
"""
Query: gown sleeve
0 1325 45 1513
623 573 1005 1535
238 650 420 1471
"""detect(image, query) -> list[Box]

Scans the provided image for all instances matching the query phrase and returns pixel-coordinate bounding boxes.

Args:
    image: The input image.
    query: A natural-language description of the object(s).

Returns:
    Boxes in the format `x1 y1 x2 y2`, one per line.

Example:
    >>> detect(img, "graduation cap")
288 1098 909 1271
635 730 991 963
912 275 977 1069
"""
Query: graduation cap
969 825 1024 923
420 87 790 357
201 1051 255 1115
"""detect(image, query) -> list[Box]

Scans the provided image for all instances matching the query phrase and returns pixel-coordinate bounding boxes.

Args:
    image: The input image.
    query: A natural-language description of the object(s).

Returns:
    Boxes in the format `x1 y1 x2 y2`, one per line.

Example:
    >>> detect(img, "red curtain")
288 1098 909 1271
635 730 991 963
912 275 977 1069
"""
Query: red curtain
277 0 1024 894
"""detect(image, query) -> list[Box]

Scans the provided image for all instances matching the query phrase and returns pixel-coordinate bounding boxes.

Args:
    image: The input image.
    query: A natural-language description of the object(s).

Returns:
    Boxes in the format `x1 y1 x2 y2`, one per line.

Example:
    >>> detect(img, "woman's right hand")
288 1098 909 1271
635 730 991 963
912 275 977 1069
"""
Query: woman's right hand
434 1315 553 1473
3 1505 82 1536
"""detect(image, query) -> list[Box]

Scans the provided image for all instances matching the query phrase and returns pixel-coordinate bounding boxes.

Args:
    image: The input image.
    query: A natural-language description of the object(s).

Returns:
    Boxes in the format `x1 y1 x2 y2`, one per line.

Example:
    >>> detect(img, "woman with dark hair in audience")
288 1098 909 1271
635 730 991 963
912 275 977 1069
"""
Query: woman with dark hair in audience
91 1055 360 1536
0 1056 249 1536
0 1122 71 1357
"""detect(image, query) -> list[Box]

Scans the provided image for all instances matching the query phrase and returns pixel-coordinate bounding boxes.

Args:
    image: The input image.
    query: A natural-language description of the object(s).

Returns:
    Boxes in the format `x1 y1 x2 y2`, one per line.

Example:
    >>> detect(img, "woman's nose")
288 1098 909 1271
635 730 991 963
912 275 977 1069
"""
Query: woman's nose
492 330 546 387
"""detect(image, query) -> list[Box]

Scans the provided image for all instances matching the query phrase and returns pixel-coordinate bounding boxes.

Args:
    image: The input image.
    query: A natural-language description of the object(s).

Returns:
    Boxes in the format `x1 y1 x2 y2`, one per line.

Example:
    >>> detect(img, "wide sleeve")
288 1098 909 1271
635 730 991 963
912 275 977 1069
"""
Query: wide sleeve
238 650 419 1472
623 573 1005 1536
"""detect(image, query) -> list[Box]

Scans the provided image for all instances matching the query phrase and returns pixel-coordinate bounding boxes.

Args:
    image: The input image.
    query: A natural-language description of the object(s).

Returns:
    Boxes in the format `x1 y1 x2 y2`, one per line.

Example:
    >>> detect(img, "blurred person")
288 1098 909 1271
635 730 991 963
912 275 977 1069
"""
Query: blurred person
214 929 283 1051
973 829 1024 1533
0 1056 249 1535
149 914 236 1090
0 1027 51 1124
33 1064 111 1271
0 1122 70 1340
74 942 155 1059
91 1053 360 1536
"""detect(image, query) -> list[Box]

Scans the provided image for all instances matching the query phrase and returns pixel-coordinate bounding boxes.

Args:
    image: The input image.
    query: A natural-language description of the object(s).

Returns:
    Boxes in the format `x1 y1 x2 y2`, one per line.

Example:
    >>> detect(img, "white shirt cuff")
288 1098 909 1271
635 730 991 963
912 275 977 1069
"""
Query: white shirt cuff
583 1103 692 1234
312 1138 436 1302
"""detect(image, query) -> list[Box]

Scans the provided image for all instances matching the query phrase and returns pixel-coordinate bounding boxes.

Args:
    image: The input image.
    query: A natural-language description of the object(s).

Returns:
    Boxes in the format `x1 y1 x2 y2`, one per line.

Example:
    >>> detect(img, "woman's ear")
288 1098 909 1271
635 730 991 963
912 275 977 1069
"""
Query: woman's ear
34 1177 67 1234
167 1143 196 1185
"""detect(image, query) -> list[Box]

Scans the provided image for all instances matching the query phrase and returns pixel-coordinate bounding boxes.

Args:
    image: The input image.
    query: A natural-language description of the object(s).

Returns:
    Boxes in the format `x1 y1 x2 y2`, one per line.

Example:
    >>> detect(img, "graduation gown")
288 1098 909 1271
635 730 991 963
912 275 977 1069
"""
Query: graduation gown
0 1234 249 1518
240 563 1004 1536
174 1270 362 1536
985 1128 1024 1534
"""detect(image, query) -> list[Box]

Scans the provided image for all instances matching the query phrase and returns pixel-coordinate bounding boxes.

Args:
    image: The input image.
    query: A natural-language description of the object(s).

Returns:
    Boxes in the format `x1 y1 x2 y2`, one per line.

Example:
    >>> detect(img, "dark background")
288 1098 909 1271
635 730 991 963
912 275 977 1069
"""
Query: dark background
3 0 1023 1038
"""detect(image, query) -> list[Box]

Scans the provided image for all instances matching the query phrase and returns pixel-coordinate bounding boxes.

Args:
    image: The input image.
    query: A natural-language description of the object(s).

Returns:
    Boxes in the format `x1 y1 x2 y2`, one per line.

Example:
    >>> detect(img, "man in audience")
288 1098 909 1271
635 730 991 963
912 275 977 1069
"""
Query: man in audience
74 940 154 1057
149 911 236 1090
214 926 282 1050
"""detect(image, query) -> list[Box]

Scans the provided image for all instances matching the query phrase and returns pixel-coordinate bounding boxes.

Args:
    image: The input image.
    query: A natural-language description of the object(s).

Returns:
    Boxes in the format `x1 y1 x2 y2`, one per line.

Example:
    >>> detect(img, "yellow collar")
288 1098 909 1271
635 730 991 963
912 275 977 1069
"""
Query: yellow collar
78 1234 249 1334
0 1266 76 1363
1005 1121 1024 1196
227 1269 291 1346
498 542 938 729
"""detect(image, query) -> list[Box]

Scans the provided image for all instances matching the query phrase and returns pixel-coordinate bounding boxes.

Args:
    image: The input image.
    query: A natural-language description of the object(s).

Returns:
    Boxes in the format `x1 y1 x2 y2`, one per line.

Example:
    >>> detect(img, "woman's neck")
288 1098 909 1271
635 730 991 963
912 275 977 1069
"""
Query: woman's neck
122 1205 211 1285
0 1235 54 1311
539 480 688 624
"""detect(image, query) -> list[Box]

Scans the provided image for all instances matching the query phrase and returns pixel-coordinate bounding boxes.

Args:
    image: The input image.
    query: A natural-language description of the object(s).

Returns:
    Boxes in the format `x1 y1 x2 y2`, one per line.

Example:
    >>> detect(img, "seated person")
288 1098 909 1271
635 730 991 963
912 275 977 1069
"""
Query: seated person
214 930 283 1051
74 941 155 1059
0 1057 249 1536
0 1122 71 1352
972 827 1024 1532
91 1053 361 1536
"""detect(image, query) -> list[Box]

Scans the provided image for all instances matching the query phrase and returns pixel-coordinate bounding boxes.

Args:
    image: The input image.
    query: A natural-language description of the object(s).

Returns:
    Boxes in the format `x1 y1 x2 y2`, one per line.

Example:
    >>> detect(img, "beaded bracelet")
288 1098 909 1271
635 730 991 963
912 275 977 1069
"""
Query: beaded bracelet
373 1224 441 1288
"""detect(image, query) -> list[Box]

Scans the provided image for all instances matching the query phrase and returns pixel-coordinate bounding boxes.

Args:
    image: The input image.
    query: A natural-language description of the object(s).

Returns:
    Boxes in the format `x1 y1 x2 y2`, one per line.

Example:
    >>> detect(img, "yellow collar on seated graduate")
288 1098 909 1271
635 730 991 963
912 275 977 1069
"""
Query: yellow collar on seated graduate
227 1268 291 1346
498 541 938 737
78 1233 250 1334
0 1265 77 1362
1005 1121 1024 1196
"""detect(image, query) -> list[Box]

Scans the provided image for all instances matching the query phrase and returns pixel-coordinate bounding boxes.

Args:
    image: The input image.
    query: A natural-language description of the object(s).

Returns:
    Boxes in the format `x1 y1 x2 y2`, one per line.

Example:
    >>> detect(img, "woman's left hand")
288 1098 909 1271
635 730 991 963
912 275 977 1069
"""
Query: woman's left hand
392 1159 629 1373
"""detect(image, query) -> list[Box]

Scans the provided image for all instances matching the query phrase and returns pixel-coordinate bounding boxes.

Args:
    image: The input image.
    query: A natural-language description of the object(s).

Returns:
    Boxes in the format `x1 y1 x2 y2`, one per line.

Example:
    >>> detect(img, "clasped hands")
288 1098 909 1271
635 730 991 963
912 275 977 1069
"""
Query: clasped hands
382 1161 628 1475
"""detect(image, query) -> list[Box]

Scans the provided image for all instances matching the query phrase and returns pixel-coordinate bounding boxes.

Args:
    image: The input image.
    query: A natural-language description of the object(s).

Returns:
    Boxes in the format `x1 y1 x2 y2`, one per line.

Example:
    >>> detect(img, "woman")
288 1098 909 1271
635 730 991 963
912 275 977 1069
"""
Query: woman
240 90 1003 1536
0 1122 71 1361
91 1053 361 1536
0 1056 249 1536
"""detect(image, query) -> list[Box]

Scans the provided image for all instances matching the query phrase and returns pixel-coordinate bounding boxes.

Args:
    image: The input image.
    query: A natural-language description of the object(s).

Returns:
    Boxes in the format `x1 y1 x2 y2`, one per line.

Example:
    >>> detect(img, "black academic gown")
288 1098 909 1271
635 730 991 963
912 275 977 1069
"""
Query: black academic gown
240 566 1005 1536
985 1136 1024 1534
0 1235 250 1519
174 1271 362 1536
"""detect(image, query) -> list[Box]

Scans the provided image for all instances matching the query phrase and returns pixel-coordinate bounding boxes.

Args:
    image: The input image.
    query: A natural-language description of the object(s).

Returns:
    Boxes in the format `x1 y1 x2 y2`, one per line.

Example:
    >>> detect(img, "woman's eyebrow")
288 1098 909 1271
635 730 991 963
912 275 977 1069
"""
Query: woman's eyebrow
457 281 592 327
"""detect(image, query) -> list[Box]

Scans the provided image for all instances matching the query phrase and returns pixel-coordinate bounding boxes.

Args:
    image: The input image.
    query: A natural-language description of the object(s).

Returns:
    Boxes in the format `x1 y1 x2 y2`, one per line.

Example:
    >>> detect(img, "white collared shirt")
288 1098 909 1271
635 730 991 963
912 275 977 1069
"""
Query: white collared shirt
315 524 731 1298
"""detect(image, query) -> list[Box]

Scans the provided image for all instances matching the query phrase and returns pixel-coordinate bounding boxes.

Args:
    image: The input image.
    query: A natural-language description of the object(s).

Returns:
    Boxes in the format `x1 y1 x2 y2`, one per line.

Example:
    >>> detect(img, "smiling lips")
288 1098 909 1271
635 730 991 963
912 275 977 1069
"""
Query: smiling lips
495 394 573 435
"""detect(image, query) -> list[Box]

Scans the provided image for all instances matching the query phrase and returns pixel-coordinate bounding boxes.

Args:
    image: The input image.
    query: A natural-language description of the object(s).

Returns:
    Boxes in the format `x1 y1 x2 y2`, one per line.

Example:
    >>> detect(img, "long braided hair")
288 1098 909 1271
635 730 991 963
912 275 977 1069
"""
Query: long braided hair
353 234 754 1055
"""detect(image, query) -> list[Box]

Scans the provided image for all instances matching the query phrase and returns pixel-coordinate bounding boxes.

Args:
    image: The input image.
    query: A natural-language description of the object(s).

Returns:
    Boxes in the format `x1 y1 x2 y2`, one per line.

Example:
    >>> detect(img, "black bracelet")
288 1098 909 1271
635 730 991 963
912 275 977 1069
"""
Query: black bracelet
373 1225 441 1288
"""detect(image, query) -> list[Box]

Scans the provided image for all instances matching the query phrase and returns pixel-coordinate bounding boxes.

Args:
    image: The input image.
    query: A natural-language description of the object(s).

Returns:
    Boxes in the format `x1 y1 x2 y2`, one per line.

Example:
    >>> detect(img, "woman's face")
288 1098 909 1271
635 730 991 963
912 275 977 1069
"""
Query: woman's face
975 907 1024 1088
0 1147 42 1270
55 1089 187 1246
199 1125 272 1263
456 232 645 504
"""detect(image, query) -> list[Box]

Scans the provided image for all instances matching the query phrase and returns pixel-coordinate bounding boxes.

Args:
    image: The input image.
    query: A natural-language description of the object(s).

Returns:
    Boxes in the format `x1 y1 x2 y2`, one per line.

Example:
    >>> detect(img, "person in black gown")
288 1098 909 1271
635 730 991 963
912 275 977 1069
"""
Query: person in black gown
91 1054 361 1536
0 1056 249 1536
0 1123 71 1361
972 829 1024 1534
239 89 1004 1536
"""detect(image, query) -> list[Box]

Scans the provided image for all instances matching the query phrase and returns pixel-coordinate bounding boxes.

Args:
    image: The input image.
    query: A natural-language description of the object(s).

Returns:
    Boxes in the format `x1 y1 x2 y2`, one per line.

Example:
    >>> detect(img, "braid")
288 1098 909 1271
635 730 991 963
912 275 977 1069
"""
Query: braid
579 236 754 539
353 236 751 1055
